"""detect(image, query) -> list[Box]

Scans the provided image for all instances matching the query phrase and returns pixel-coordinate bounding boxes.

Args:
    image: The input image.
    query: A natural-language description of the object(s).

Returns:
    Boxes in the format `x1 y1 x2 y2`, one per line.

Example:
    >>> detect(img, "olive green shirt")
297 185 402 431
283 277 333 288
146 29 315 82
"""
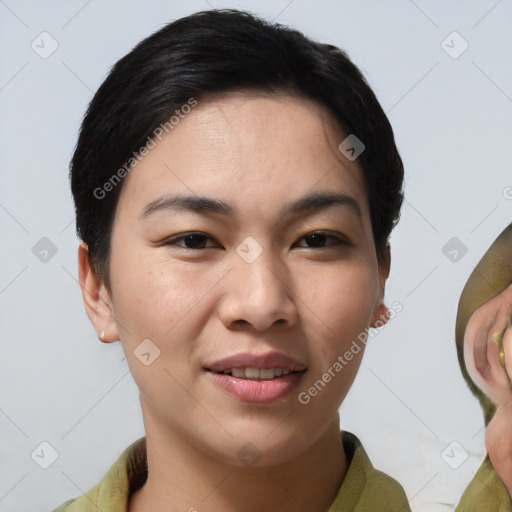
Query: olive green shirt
52 431 411 512
455 456 512 511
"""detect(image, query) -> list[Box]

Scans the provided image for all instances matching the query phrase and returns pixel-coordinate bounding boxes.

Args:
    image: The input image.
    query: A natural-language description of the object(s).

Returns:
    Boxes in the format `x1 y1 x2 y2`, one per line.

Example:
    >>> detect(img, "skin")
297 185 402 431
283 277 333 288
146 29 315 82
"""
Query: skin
486 389 512 496
464 282 512 495
78 91 390 512
464 283 512 408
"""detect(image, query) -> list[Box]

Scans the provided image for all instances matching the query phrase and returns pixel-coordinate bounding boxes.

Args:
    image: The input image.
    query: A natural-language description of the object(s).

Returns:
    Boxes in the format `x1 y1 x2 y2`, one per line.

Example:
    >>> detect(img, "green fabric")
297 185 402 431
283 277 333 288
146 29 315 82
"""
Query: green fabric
328 432 410 512
455 456 512 511
52 431 410 512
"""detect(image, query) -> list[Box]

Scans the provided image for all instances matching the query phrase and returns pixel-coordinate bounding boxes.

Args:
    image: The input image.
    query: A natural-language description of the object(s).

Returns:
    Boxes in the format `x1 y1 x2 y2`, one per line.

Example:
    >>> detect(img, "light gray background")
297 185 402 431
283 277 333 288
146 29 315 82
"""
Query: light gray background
1 1 511 511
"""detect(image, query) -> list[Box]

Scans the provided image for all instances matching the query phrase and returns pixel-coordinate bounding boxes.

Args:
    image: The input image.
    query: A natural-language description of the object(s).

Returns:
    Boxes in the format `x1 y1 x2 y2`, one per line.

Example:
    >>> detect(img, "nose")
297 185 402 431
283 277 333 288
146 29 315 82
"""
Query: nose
217 244 299 332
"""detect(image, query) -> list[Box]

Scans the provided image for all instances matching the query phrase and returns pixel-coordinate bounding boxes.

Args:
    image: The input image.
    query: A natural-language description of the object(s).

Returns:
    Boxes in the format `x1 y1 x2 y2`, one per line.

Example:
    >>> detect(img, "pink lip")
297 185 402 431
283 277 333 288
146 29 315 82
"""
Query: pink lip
204 351 307 404
205 351 307 372
206 371 305 404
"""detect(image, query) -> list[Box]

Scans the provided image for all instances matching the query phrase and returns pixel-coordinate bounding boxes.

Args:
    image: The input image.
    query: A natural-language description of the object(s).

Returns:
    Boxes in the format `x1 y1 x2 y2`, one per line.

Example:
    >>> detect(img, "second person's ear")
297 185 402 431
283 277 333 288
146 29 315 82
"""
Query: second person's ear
463 283 512 408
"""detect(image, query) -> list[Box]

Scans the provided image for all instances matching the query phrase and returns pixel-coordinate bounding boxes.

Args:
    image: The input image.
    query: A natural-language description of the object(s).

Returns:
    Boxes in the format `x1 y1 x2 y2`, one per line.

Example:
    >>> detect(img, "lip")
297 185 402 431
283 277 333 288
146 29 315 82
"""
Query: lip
203 351 307 405
205 351 307 372
206 371 306 404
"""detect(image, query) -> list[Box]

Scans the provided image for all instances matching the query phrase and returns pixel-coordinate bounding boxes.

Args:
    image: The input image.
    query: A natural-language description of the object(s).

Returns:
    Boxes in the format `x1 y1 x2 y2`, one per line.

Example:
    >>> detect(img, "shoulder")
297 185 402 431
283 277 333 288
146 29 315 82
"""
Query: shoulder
455 456 512 511
328 431 411 512
50 437 147 512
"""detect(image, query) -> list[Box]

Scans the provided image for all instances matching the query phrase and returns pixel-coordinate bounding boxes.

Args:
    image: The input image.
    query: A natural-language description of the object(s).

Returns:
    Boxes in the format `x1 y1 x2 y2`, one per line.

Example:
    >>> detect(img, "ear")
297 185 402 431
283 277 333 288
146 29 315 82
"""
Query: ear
78 242 119 343
463 288 512 407
369 244 391 328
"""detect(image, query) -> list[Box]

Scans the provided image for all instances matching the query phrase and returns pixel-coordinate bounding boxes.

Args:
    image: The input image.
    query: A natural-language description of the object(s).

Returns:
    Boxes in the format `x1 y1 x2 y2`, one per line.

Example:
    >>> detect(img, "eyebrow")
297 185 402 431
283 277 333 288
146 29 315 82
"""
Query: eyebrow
139 191 362 221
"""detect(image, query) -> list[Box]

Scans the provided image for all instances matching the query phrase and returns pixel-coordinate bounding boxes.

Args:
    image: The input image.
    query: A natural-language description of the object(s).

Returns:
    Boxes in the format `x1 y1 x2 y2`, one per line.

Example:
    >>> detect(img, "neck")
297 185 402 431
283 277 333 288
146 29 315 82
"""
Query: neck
129 405 348 512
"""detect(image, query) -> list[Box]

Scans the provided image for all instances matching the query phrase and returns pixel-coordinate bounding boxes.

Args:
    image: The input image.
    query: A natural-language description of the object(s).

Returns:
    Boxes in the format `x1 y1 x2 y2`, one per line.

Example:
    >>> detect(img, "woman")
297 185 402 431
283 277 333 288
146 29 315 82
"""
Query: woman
53 9 409 511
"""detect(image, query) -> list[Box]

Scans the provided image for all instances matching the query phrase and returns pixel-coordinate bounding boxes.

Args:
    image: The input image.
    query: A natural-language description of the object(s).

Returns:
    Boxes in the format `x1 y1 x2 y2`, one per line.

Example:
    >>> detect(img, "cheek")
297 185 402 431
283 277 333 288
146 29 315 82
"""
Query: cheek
295 263 379 397
111 252 214 339
304 265 379 339
111 258 214 407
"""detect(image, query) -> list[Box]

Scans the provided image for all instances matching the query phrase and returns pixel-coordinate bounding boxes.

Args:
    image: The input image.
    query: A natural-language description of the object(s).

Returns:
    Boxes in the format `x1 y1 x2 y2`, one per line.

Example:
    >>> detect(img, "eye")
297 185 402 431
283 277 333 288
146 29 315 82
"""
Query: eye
294 231 348 249
162 230 349 251
163 232 218 250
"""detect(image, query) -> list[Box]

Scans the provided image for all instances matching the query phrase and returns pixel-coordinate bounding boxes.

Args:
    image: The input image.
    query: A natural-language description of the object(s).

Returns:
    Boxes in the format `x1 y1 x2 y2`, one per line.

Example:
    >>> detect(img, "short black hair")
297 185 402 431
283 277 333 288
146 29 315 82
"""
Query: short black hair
70 8 404 291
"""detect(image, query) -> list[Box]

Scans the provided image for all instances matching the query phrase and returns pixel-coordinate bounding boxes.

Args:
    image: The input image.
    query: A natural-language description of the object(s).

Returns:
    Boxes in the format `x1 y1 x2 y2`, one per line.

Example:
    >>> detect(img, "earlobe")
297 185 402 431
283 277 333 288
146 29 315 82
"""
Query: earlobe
369 302 390 329
78 242 119 343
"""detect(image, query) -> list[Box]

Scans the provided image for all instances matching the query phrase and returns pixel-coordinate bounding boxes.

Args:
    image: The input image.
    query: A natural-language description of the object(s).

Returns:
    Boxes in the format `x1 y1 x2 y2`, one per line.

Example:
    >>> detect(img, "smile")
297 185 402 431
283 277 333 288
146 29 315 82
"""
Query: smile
213 367 297 379
203 351 307 403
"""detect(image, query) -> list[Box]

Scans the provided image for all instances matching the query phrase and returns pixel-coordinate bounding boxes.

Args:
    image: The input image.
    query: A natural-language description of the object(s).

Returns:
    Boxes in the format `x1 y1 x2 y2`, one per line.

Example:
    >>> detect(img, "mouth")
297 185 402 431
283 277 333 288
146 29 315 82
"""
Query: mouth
203 352 307 404
207 367 304 380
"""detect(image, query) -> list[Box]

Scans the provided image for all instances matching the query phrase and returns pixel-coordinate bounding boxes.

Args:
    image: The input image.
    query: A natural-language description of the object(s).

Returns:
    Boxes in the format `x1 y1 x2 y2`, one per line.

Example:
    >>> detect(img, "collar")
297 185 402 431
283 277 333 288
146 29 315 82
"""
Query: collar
53 431 410 512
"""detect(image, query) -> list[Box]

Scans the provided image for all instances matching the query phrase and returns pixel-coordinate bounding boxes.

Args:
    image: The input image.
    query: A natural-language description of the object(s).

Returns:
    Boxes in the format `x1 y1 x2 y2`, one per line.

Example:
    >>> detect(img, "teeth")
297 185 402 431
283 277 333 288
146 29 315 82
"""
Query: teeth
259 368 275 379
222 368 295 379
231 368 246 378
246 367 261 379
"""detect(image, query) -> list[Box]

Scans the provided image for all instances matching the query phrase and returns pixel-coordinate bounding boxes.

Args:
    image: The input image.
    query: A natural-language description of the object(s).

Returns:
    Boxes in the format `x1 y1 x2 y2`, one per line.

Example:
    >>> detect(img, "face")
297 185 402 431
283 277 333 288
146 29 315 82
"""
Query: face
464 282 512 407
83 91 389 467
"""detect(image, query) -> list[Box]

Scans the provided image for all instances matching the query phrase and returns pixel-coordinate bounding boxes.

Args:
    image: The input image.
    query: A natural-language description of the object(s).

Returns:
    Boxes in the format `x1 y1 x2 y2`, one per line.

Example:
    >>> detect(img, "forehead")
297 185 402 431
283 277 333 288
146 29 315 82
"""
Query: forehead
115 91 369 221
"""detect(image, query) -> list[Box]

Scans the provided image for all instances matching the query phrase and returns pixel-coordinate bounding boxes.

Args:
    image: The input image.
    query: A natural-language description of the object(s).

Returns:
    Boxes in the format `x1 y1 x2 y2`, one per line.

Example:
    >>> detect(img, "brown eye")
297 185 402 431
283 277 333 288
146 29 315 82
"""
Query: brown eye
164 232 217 249
295 231 347 249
